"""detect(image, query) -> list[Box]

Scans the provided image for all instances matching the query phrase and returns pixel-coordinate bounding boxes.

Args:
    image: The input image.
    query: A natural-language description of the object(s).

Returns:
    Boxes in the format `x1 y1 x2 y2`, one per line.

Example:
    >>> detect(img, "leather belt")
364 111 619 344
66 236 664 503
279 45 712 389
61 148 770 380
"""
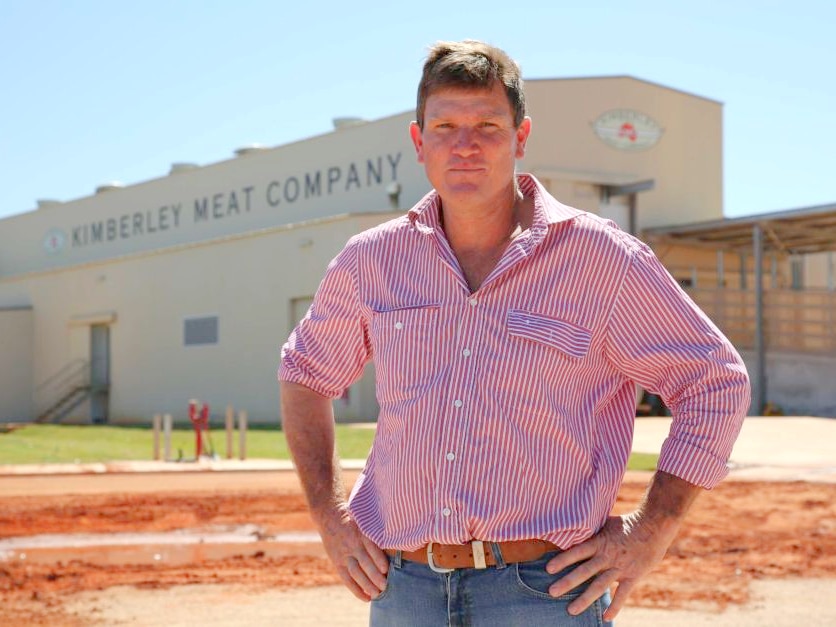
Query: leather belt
386 539 559 572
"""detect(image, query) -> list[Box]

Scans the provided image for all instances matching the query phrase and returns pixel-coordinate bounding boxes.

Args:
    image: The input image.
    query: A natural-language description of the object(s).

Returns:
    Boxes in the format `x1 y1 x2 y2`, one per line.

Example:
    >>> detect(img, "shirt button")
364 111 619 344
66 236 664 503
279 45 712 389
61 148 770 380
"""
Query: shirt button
469 297 478 306
461 348 471 357
442 508 452 517
446 452 455 461
394 321 403 330
453 399 463 408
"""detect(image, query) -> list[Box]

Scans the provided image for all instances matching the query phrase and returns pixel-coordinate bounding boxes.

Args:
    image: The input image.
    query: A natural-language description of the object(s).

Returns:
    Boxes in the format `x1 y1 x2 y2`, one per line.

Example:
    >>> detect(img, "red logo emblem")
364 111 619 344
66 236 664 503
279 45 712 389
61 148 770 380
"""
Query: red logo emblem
618 123 637 142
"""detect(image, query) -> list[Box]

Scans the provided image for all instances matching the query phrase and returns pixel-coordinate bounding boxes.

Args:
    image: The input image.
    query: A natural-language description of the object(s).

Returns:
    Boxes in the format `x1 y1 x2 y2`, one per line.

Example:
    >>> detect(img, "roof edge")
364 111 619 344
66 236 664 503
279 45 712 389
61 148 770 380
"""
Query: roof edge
645 201 836 236
525 75 723 106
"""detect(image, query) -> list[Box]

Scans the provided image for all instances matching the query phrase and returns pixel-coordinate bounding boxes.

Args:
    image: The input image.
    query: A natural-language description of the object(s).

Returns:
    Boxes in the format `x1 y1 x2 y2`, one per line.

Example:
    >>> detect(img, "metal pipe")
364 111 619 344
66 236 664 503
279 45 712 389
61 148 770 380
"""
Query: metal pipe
739 252 747 290
753 224 766 415
771 255 778 289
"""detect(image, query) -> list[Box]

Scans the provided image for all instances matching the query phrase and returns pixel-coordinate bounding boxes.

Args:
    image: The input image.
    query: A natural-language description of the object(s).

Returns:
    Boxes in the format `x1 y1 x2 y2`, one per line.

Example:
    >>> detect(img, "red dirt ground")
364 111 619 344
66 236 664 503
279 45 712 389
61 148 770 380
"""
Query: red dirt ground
0 474 834 625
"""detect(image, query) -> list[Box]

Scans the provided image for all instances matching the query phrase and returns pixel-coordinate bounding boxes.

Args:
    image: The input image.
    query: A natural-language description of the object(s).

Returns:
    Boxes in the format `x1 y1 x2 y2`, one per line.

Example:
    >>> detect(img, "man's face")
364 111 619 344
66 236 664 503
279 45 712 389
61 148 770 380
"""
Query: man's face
410 82 531 208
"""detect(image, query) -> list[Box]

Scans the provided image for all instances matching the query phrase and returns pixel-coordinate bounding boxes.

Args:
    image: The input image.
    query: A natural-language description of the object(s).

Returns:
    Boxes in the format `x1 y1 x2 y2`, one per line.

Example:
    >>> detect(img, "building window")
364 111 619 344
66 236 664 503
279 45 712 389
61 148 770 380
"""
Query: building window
184 316 219 346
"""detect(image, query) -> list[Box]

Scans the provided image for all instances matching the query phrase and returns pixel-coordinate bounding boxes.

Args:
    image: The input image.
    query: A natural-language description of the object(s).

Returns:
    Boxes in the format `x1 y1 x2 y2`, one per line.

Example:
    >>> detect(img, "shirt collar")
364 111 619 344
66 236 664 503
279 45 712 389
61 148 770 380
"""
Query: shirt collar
408 173 582 235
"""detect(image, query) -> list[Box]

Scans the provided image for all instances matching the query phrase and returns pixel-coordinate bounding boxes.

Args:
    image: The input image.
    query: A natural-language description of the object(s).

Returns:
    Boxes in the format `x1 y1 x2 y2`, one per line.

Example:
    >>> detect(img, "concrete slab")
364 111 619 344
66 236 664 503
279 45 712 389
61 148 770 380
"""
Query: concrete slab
632 416 836 482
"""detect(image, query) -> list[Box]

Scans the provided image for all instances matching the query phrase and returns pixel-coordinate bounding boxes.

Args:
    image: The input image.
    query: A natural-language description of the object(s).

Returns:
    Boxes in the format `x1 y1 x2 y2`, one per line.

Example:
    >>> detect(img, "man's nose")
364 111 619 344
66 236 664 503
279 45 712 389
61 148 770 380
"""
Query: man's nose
452 128 479 155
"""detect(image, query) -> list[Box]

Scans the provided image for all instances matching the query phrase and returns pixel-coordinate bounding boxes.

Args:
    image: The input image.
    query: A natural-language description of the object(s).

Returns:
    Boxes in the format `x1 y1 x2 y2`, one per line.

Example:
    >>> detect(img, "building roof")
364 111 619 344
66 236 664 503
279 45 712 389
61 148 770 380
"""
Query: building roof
525 75 722 105
643 202 836 255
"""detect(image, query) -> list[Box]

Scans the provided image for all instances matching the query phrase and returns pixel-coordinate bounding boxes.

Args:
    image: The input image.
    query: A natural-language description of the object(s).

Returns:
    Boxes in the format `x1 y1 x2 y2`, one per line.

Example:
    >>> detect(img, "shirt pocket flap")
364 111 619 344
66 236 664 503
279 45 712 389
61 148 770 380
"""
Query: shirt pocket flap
507 310 591 358
371 304 440 332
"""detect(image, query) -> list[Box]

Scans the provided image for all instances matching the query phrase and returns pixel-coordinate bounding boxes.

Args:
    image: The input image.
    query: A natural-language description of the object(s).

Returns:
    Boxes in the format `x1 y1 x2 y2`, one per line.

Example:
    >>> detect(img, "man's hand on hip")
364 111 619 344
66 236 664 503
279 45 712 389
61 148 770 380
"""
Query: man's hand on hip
544 471 702 621
317 503 389 602
544 512 672 620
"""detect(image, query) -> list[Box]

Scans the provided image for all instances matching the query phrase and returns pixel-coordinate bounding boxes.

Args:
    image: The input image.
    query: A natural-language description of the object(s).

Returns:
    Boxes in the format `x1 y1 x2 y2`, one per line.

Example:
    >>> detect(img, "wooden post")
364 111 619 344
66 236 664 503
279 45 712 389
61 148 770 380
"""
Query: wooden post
237 410 248 461
152 414 162 461
225 405 234 459
163 413 173 461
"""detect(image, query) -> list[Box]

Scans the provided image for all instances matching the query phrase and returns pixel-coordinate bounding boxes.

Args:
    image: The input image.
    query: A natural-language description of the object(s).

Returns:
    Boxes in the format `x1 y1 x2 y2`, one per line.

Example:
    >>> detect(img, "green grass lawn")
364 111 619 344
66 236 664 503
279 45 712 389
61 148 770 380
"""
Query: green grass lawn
0 423 374 464
0 423 659 471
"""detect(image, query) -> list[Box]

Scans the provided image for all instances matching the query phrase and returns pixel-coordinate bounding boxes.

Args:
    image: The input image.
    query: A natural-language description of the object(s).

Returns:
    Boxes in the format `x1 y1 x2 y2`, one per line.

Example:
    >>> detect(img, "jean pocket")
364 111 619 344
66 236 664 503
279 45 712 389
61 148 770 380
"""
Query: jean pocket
371 556 397 602
513 556 589 601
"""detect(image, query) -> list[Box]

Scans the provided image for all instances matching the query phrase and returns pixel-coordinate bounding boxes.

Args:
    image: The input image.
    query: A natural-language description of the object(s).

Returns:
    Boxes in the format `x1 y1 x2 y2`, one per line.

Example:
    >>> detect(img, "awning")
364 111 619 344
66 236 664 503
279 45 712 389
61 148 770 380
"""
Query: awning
643 202 836 255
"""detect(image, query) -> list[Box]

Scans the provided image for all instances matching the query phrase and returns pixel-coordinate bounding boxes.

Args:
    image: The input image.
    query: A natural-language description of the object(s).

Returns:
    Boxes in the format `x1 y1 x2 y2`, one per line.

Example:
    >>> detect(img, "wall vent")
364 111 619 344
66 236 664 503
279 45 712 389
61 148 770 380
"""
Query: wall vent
184 316 219 346
169 162 199 175
36 199 62 209
95 182 124 194
333 117 367 130
234 144 268 157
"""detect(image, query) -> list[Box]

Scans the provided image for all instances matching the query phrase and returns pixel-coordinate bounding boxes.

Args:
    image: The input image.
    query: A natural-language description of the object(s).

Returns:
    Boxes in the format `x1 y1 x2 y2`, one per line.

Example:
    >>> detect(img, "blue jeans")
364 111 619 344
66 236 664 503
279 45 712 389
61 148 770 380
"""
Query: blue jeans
370 550 613 626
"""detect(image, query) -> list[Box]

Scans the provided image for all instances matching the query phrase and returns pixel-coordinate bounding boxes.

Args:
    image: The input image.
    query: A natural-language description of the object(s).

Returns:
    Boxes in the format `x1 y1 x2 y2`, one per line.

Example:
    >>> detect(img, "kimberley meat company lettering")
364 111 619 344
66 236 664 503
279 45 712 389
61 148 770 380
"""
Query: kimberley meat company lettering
65 152 402 250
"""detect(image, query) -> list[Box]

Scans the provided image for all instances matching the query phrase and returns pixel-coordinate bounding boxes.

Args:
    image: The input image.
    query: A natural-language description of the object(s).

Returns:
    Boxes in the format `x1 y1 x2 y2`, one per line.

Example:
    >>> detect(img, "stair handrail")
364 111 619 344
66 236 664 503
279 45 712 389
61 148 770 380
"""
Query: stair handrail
35 359 90 419
35 358 89 393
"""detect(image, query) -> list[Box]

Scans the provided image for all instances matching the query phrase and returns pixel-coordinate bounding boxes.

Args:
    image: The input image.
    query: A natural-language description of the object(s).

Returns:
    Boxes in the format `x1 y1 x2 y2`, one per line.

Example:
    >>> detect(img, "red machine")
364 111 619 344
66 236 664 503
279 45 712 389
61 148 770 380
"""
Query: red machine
188 399 214 458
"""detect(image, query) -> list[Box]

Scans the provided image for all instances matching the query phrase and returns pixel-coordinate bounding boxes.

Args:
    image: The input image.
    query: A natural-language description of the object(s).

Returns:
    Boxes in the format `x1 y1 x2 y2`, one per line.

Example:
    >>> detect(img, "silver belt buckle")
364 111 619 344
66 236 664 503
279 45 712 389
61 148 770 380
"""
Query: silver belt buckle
426 542 454 573
471 540 487 569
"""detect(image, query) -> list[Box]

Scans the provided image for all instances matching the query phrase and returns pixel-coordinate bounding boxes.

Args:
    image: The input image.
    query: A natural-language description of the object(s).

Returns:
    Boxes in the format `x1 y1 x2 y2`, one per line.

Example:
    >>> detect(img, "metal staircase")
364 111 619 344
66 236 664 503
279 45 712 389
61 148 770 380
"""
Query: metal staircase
34 359 95 423
35 385 92 423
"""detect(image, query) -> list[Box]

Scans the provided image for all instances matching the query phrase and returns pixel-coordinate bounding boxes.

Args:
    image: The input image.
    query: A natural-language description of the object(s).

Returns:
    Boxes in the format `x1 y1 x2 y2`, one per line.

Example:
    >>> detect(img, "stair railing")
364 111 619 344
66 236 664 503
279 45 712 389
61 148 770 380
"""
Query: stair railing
34 359 90 422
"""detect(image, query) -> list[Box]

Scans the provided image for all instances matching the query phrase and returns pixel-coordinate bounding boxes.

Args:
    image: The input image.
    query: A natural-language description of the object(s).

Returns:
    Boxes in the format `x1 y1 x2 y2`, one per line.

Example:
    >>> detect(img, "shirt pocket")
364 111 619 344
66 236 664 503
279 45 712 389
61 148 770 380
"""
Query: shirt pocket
506 309 591 358
370 304 441 403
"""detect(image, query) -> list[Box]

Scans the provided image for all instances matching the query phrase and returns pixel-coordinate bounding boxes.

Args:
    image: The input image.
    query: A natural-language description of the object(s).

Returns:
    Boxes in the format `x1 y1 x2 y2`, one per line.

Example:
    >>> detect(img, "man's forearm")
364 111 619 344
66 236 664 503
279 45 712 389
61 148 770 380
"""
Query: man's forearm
280 381 346 525
633 470 702 539
279 381 389 600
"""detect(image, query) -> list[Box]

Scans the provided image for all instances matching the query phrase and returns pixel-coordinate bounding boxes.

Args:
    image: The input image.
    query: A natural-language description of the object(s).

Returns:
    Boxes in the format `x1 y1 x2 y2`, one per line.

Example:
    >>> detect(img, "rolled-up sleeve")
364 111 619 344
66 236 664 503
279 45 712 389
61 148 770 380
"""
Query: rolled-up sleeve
279 237 371 398
605 243 751 488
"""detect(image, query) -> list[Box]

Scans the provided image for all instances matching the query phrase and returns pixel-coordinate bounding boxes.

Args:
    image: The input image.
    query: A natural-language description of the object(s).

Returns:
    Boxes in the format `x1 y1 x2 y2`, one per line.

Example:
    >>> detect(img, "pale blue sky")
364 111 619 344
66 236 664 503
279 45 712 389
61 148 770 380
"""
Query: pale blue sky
1 0 833 221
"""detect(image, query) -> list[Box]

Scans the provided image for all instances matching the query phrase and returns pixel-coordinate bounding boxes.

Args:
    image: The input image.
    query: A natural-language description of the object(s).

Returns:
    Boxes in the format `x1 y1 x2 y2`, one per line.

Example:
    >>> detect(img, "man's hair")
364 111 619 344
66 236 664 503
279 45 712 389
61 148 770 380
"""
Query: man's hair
416 40 527 130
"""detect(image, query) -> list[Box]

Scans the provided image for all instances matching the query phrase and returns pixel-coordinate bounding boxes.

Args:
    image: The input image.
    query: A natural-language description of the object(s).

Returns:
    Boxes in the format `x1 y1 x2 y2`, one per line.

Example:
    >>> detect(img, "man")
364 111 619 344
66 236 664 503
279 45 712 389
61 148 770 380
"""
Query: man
279 40 749 626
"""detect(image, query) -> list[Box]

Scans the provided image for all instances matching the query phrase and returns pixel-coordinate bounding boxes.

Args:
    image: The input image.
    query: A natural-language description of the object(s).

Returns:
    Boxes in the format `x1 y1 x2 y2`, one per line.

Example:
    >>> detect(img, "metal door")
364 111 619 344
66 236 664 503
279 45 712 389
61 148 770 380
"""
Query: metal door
90 324 110 423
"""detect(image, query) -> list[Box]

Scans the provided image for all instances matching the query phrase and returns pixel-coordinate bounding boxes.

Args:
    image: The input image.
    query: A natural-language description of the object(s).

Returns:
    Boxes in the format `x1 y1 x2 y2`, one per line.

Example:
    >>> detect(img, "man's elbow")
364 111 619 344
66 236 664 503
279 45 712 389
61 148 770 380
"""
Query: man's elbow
280 380 330 399
729 362 752 419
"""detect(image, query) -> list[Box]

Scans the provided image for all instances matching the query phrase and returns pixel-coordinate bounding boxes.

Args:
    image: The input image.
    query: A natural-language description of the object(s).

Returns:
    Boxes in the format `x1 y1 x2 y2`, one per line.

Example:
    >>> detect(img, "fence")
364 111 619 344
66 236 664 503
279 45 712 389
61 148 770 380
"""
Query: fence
687 287 836 355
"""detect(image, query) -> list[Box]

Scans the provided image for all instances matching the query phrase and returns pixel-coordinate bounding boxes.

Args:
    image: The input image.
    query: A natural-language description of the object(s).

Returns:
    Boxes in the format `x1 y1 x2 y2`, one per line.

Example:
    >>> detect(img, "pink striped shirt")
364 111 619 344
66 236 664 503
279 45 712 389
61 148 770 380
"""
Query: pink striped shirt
279 174 750 551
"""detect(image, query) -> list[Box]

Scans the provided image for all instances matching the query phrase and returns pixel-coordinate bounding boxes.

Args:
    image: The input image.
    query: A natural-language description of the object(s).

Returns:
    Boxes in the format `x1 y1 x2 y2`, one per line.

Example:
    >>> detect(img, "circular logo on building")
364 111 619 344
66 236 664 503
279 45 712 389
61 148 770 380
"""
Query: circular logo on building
42 228 66 254
592 109 664 151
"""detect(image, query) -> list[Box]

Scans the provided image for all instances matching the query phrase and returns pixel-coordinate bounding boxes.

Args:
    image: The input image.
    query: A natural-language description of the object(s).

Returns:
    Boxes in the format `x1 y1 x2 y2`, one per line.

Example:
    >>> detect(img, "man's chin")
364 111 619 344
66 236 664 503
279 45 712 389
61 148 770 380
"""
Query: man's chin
441 182 484 197
442 172 487 191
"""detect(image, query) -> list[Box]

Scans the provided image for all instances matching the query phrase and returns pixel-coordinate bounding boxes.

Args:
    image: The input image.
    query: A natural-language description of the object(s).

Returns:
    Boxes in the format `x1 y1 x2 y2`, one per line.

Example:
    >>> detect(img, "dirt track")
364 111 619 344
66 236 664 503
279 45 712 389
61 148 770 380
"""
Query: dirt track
0 470 834 625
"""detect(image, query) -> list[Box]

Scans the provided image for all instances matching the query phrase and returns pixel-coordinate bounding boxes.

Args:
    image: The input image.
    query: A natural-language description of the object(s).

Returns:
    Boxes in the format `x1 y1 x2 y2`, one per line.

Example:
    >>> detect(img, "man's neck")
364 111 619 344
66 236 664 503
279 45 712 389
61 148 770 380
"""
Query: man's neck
440 185 532 255
438 182 534 292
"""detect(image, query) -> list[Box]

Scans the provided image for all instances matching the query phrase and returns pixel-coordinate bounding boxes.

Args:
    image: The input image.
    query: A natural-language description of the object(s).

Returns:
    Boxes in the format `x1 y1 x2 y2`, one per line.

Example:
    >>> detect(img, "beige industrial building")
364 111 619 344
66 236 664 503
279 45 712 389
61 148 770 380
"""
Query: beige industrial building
1 76 833 425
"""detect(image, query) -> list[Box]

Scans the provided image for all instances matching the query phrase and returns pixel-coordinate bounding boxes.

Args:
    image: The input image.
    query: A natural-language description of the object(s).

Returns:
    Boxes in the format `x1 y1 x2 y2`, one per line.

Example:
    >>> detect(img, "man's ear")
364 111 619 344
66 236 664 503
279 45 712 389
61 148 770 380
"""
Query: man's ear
409 121 424 164
515 117 532 159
